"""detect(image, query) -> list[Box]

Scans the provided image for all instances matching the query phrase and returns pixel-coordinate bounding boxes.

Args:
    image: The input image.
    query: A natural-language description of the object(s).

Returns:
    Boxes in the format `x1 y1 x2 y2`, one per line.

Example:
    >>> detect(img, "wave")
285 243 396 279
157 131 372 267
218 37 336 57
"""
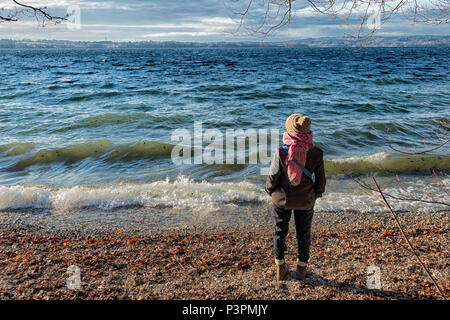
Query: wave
372 78 416 85
235 90 297 100
0 91 30 100
195 84 256 93
325 152 449 175
57 88 169 102
279 84 326 92
133 88 170 95
0 177 265 211
59 91 122 103
0 174 447 213
8 139 174 171
54 113 191 132
47 83 91 90
4 137 449 176
0 142 36 156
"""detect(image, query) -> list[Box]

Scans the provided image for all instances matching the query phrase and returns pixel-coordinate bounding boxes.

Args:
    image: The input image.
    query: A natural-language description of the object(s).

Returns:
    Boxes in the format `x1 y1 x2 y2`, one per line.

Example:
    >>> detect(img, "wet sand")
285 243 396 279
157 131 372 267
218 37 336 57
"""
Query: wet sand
0 206 448 300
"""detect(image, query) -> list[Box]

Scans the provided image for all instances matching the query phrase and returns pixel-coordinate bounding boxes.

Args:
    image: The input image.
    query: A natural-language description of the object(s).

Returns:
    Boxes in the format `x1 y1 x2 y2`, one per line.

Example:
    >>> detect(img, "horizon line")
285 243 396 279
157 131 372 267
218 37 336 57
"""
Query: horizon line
1 34 449 44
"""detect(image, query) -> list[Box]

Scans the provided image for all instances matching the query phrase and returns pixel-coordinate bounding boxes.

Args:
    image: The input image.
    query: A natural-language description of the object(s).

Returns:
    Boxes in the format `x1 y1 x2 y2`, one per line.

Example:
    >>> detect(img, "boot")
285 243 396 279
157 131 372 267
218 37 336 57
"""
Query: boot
294 261 307 281
275 259 290 281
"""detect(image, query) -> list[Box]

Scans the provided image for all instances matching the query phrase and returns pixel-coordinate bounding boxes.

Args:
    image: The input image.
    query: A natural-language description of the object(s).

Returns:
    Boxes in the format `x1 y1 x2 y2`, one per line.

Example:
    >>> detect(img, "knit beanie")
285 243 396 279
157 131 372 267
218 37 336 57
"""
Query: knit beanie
285 113 311 134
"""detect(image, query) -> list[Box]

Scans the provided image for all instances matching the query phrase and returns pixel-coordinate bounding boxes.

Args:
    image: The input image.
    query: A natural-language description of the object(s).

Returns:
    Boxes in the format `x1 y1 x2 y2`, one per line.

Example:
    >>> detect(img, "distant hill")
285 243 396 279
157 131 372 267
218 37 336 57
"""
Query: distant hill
0 35 448 49
290 35 450 47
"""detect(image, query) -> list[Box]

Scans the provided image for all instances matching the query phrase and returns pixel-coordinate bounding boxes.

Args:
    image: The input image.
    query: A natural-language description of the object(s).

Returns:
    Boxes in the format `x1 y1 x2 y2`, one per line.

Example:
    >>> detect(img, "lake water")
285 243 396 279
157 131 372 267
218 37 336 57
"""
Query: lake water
0 47 448 213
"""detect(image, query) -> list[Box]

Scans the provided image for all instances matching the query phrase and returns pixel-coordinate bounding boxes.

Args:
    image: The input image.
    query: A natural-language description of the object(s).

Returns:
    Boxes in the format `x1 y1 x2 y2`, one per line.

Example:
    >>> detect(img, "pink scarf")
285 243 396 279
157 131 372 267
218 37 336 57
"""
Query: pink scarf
282 131 314 186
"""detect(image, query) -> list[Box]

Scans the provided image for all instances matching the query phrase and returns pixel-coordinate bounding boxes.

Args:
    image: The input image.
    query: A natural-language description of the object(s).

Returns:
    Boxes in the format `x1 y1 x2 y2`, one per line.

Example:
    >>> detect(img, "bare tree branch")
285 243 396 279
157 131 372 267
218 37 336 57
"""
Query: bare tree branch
224 0 294 40
351 175 450 207
387 119 449 155
225 0 449 43
0 0 67 25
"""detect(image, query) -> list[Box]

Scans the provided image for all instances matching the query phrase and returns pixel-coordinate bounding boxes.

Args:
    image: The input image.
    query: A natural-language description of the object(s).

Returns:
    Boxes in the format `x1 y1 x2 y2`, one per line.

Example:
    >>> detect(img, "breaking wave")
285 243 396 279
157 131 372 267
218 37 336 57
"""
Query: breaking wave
6 139 173 171
2 139 448 177
0 177 265 211
0 174 448 213
325 152 449 175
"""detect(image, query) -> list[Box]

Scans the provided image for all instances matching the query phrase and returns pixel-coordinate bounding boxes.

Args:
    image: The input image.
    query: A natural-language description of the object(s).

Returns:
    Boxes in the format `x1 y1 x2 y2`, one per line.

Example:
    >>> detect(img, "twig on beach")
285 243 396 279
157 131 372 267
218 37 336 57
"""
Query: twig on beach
384 235 413 254
177 258 185 270
371 176 447 300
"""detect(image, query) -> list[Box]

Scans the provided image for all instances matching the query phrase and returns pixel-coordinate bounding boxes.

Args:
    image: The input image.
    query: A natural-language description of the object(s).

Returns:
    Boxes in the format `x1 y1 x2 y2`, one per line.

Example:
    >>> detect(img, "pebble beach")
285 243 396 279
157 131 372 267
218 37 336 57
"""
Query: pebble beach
0 205 448 300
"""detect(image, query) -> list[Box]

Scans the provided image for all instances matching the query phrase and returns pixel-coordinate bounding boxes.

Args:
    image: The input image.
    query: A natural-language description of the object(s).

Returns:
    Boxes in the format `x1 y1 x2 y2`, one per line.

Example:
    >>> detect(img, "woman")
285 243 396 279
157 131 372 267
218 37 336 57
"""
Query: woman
265 113 326 281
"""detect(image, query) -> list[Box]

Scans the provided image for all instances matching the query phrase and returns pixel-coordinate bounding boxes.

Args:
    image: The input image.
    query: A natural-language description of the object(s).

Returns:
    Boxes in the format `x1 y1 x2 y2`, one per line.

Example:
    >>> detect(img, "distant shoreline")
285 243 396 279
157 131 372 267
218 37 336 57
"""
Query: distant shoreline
1 35 449 49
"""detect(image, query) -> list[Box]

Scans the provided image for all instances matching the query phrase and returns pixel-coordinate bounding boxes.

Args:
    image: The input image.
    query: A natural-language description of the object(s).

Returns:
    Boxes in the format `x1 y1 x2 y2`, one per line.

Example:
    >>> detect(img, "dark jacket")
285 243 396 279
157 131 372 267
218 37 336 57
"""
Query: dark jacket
265 146 326 210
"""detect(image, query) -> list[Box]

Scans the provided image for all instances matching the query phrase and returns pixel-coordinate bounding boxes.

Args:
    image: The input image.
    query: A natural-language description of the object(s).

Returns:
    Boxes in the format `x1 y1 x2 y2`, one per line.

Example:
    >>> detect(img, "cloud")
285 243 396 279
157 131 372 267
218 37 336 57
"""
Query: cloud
0 0 139 10
0 0 448 41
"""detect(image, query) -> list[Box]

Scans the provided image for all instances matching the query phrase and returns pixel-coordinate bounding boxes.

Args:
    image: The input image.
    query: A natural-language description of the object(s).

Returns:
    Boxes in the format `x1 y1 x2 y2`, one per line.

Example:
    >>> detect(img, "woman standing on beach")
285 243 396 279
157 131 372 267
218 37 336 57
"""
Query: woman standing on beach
265 114 326 281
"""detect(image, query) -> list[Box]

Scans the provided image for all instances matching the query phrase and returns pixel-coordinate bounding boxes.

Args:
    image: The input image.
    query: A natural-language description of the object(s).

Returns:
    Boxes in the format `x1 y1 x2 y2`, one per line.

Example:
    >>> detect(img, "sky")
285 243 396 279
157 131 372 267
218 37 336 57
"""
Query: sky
0 0 448 41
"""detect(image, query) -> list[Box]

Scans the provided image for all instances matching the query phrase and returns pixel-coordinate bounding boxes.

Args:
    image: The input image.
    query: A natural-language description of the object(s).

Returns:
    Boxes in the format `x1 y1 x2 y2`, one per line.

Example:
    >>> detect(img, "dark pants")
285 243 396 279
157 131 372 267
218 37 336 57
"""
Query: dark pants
273 204 314 263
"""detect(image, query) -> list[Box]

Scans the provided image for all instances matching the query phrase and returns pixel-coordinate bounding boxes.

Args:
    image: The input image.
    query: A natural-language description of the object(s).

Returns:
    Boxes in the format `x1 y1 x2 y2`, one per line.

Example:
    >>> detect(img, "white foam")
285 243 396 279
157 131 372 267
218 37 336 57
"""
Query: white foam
0 176 267 211
0 175 448 213
315 175 450 213
0 185 51 210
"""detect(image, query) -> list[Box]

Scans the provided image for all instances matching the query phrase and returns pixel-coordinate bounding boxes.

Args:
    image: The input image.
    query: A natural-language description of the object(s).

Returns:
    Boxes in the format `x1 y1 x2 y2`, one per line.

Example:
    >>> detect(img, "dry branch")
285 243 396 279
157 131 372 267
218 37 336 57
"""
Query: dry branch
226 0 449 42
371 176 447 299
0 0 67 25
351 175 450 207
387 127 449 155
